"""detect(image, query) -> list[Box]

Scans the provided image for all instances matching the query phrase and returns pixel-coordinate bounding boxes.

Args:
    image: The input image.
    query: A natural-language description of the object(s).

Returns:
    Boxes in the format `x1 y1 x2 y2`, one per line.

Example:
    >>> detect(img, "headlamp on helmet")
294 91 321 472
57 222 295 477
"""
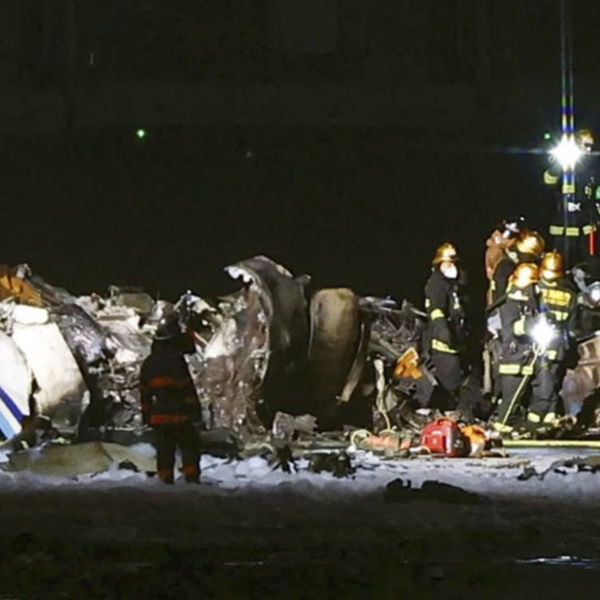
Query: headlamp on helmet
498 216 528 240
588 282 600 306
550 135 583 170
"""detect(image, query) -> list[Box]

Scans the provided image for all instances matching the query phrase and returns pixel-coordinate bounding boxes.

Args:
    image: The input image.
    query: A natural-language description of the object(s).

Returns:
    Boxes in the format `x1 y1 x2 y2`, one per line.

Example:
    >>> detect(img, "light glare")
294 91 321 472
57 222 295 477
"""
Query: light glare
531 317 557 350
550 134 583 170
589 284 600 305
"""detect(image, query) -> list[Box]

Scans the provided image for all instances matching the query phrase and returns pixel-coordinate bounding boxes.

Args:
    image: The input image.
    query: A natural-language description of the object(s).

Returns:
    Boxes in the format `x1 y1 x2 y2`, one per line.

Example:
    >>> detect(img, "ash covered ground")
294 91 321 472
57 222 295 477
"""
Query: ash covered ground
1 447 600 599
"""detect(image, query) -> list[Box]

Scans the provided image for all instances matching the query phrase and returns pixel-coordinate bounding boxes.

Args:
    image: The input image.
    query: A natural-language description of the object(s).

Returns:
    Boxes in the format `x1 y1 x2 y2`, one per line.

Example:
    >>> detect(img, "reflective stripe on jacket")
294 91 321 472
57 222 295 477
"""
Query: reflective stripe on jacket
538 278 577 362
139 338 200 426
424 269 466 355
498 282 538 372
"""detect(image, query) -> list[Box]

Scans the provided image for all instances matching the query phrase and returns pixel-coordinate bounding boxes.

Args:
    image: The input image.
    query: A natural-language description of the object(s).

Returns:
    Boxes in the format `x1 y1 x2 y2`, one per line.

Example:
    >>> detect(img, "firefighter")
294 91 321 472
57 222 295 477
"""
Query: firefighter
494 263 540 432
527 250 578 433
425 243 472 419
545 128 600 265
485 216 527 287
513 230 546 265
484 228 543 401
487 229 544 311
139 313 201 484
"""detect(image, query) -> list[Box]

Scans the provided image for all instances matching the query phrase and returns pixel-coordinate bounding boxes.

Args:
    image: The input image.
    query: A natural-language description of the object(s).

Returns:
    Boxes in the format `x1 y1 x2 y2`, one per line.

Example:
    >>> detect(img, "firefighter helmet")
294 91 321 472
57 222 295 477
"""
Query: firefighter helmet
577 128 594 149
154 313 181 341
515 230 545 258
540 250 565 281
510 262 540 289
432 242 458 265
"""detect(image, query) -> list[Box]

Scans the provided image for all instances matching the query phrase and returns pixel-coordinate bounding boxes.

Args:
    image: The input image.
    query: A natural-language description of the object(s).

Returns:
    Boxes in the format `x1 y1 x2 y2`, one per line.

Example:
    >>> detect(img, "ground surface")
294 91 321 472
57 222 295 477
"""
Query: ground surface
1 446 600 599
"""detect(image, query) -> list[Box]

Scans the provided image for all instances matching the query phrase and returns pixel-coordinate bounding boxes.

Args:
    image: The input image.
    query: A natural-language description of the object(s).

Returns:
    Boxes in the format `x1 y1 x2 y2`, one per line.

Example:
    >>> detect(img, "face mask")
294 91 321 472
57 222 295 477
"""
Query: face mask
442 264 458 280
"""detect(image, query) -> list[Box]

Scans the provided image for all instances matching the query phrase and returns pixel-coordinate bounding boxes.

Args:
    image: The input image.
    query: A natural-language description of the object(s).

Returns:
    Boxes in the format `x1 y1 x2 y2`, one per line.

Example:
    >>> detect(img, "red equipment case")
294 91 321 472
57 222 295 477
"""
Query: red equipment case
419 417 469 457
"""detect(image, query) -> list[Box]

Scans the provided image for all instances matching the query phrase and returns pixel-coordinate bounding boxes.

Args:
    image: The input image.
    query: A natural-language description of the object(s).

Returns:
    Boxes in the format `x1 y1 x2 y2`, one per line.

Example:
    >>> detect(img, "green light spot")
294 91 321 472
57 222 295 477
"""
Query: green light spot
136 129 146 139
544 132 552 140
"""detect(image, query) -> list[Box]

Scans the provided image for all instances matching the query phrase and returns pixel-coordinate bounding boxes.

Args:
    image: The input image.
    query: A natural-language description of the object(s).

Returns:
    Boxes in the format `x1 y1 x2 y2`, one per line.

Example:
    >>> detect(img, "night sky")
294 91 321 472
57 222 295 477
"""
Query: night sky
3 0 600 316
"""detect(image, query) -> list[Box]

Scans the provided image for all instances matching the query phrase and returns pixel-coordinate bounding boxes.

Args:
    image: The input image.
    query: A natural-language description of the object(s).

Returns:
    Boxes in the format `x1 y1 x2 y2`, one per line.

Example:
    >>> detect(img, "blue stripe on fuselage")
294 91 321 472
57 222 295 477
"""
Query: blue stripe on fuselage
0 385 24 422
0 406 18 439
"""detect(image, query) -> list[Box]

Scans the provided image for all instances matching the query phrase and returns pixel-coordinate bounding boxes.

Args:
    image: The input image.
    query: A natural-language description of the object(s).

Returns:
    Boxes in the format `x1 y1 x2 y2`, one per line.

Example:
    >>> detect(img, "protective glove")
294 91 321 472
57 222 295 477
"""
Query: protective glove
486 313 502 338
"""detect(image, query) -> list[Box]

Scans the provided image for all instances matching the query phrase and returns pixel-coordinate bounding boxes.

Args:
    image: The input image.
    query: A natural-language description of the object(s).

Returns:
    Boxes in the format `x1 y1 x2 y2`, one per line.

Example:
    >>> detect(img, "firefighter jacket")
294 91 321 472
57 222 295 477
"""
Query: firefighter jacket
485 231 518 280
487 254 517 307
538 277 577 362
498 282 538 376
485 231 513 280
139 337 200 427
425 269 466 355
544 157 600 239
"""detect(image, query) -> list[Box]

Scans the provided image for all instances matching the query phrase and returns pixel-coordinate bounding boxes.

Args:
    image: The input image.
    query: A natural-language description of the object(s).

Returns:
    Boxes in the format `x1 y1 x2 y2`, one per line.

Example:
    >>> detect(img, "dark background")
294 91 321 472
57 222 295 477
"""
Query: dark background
2 0 600 313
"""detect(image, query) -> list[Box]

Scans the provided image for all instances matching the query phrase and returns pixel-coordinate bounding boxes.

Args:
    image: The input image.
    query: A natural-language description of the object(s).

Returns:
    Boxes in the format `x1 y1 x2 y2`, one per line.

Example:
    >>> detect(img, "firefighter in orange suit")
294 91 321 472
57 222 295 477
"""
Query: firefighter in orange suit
484 217 527 295
140 313 201 484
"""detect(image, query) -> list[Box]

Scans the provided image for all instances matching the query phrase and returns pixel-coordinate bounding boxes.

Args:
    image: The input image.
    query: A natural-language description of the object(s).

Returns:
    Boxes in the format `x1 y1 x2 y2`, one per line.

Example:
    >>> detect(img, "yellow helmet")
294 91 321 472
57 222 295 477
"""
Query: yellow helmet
432 242 458 265
510 262 540 289
577 128 594 148
515 231 545 258
540 250 564 281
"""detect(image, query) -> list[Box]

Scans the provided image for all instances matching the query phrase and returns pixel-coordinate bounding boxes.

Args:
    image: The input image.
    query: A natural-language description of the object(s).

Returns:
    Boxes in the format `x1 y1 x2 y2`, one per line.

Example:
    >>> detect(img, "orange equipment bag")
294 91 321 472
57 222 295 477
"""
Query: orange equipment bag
460 425 489 456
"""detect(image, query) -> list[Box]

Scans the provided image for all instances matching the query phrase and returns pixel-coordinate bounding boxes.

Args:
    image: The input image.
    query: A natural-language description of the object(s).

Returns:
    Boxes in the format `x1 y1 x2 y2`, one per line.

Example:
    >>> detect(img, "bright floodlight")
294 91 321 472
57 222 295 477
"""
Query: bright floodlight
550 134 583 170
136 128 146 139
590 283 600 305
531 317 557 350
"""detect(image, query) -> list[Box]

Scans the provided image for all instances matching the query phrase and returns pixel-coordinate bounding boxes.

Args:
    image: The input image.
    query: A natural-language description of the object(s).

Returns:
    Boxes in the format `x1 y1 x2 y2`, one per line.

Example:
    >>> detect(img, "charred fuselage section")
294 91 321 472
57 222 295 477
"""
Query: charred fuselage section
0 256 432 445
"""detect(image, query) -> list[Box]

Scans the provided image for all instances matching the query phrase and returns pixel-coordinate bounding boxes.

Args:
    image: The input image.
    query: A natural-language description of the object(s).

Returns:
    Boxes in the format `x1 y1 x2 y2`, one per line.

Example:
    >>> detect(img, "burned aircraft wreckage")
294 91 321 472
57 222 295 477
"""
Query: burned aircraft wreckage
0 257 436 446
0 255 599 448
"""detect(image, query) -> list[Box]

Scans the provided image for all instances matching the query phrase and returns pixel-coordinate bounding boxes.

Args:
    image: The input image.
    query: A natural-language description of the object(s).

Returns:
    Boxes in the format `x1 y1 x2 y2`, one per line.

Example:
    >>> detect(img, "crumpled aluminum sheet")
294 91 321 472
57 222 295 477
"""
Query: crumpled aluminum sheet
199 289 270 435
360 298 426 364
52 303 112 366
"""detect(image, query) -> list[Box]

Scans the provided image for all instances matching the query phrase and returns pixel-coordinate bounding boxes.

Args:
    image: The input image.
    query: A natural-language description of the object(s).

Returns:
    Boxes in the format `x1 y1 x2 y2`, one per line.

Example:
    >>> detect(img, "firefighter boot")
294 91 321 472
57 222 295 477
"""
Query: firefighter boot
157 469 175 485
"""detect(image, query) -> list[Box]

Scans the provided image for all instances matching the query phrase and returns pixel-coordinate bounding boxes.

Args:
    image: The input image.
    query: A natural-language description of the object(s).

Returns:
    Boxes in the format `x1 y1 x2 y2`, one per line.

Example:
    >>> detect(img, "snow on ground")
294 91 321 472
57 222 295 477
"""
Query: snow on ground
2 445 600 598
1 443 600 557
1 444 599 506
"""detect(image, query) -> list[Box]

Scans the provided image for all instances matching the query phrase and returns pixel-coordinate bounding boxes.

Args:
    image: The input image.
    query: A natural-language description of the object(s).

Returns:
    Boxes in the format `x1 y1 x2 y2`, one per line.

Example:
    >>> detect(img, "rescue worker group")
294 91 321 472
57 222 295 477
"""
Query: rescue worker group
139 222 580 485
424 126 599 442
426 224 575 441
138 128 598 484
